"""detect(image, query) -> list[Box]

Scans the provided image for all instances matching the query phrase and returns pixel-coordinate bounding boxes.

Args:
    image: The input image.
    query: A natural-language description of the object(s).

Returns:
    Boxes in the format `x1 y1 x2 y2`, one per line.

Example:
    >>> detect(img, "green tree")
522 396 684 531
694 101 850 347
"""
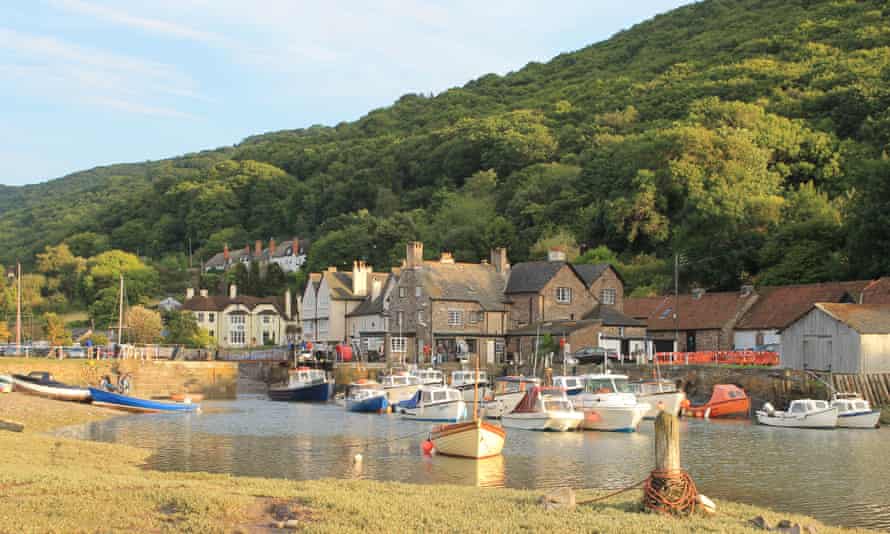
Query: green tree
126 305 163 344
44 312 72 346
263 263 288 296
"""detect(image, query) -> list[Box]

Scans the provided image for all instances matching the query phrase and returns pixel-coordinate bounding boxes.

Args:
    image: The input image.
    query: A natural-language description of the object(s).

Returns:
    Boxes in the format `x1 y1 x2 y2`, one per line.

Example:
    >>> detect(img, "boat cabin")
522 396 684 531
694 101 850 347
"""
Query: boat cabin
492 376 540 396
514 386 574 413
348 379 382 392
452 370 488 386
552 376 584 394
832 396 870 415
287 367 326 386
628 379 677 396
381 373 421 388
788 399 830 414
411 368 444 385
582 374 632 394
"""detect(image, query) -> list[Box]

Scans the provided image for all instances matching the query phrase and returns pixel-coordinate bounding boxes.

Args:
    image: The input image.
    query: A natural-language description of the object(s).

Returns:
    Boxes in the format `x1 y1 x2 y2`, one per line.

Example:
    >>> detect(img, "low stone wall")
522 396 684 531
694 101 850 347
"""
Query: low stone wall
0 358 238 400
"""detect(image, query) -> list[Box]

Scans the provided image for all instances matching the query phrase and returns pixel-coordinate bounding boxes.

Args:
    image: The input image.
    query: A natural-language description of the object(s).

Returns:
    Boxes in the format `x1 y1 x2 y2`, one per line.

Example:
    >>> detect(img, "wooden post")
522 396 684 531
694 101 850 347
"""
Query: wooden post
654 412 680 473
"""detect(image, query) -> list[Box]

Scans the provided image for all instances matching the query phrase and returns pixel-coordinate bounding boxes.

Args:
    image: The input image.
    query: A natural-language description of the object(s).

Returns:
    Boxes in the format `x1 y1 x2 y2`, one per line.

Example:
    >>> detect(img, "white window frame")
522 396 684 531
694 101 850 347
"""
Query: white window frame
391 336 407 353
399 287 407 298
601 287 617 305
196 312 204 322
262 315 271 324
556 287 572 304
415 286 422 297
229 314 246 345
448 310 463 327
208 312 215 322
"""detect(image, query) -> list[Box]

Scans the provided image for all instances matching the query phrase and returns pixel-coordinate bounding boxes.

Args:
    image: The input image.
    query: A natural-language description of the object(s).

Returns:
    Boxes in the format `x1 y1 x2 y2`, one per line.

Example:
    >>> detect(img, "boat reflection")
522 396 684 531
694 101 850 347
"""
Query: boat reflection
422 454 505 487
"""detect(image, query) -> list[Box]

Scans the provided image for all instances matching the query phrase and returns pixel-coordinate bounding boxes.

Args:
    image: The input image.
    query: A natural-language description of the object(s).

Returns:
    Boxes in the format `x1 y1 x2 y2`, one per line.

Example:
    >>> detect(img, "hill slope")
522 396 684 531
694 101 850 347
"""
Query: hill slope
2 0 889 290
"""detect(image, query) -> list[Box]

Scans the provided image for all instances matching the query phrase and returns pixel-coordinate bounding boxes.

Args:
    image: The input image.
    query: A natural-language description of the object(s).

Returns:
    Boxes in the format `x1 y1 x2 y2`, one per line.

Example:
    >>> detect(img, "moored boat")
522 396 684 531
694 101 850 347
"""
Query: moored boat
628 379 687 419
12 372 91 402
410 367 444 385
451 370 490 402
345 380 389 413
0 375 12 394
380 372 422 404
552 375 584 396
574 374 649 432
398 385 467 422
89 387 199 413
501 386 582 432
268 367 333 402
429 418 505 458
683 384 750 418
831 393 880 429
483 376 541 419
756 399 837 429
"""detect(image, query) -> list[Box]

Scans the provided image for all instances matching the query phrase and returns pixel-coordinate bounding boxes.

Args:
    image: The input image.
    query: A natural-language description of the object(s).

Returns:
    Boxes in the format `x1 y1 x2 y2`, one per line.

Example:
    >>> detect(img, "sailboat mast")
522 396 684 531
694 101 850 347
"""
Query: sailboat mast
15 262 21 353
117 273 124 346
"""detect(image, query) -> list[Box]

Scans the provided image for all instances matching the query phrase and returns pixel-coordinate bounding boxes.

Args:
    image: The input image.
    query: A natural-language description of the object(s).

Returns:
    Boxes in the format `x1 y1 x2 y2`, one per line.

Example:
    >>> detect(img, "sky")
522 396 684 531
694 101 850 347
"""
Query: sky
1 1 693 186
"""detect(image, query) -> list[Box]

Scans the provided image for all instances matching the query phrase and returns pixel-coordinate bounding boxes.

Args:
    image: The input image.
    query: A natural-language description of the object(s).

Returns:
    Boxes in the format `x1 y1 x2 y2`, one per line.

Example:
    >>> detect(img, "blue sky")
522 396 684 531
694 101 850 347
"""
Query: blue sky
1 1 692 186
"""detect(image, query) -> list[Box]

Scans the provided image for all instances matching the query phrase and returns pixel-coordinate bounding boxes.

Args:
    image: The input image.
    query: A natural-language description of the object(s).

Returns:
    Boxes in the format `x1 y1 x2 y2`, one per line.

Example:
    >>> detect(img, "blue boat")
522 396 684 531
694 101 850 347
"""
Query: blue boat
268 367 333 402
88 387 199 413
345 381 389 413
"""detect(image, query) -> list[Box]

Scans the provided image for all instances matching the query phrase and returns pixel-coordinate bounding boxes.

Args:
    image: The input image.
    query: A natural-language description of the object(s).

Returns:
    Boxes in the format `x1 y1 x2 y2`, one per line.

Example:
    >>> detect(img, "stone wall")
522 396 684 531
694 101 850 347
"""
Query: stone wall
0 358 238 399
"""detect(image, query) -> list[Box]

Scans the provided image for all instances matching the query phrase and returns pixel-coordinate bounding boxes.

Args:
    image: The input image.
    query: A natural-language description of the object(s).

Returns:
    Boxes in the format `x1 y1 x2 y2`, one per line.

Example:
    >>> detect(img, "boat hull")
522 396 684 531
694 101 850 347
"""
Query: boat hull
430 420 506 459
88 387 199 413
484 392 526 419
685 398 750 418
639 391 686 419
580 404 648 432
756 407 838 428
12 375 91 402
502 410 582 432
836 410 881 429
346 394 388 413
384 384 421 404
400 399 467 422
454 384 491 403
268 381 333 402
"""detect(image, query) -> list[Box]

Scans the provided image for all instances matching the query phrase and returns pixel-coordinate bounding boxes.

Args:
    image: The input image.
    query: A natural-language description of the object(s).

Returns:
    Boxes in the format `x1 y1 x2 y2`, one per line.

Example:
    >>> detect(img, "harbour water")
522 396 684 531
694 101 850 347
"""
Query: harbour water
56 397 890 531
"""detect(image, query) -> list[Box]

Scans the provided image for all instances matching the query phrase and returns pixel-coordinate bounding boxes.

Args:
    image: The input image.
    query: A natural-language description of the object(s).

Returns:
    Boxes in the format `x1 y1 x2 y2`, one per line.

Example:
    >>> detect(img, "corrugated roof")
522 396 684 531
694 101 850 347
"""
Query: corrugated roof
625 292 753 331
815 303 890 334
419 261 507 311
737 281 869 330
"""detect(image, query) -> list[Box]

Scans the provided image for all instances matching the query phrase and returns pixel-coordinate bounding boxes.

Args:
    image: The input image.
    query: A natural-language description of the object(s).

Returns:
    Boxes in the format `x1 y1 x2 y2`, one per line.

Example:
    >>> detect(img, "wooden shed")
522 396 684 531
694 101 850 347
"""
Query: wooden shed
780 303 890 373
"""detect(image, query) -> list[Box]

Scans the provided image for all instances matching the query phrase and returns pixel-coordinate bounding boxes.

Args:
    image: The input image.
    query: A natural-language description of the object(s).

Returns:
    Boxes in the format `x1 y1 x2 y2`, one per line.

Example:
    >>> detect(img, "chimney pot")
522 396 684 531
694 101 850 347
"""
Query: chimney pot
199 289 208 297
491 247 509 273
255 240 262 256
406 241 424 269
439 252 455 264
223 244 229 262
547 249 567 262
229 284 238 299
186 288 195 300
269 238 276 255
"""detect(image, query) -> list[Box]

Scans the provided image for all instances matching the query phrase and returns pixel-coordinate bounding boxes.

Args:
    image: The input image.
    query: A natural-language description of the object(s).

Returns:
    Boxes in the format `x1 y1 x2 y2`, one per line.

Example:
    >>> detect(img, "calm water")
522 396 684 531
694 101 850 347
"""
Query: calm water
56 397 889 531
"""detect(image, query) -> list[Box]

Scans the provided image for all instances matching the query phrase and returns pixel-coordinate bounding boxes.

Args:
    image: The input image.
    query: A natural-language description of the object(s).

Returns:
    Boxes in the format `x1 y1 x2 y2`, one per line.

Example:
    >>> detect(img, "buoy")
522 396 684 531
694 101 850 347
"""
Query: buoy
696 494 717 515
353 453 363 463
421 440 434 455
680 399 691 409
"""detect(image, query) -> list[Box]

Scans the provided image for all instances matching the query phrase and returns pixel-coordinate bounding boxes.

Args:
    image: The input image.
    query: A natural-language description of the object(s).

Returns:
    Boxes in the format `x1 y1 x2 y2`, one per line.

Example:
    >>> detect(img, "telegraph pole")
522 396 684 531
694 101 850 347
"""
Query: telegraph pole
15 262 21 355
674 254 679 355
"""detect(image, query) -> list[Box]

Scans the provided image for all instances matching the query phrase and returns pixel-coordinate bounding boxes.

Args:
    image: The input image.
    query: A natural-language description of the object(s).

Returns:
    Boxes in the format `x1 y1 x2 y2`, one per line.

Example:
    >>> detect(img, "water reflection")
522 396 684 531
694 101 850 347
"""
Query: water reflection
56 398 890 531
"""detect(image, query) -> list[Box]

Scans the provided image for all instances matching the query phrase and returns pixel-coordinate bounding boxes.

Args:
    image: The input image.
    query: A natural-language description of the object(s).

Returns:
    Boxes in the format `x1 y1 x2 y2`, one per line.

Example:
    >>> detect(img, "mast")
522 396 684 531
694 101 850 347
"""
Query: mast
117 273 124 346
15 262 21 354
473 353 479 421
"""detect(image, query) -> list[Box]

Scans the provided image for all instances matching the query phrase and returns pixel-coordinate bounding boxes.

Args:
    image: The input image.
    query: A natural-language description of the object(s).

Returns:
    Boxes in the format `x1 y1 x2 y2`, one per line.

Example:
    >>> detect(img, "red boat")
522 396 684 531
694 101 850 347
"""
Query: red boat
683 384 750 418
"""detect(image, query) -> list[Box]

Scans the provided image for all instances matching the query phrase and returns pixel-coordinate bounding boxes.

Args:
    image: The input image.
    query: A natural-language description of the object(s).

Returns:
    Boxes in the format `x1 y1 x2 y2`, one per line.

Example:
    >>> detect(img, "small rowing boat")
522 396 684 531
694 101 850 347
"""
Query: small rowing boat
89 387 200 413
430 419 505 459
12 372 91 402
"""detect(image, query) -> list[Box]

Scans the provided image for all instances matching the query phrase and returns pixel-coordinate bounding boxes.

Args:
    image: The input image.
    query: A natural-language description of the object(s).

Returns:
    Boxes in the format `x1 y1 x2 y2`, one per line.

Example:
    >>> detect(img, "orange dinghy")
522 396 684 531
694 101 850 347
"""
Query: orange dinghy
683 384 750 418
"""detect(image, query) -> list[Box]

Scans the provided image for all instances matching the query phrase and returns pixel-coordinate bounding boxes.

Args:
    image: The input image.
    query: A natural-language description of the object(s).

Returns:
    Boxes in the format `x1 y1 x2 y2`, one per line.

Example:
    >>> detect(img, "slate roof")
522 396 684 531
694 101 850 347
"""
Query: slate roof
814 303 890 334
573 263 624 286
861 277 890 305
736 281 869 330
326 271 390 301
182 295 289 317
418 261 507 311
624 292 754 331
583 304 645 327
505 261 568 293
346 274 395 317
508 319 602 336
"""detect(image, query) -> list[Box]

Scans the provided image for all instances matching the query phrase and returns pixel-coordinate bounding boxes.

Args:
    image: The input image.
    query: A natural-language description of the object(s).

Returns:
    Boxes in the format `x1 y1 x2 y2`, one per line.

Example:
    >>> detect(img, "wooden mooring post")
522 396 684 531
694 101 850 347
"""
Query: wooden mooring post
644 412 702 516
654 412 681 473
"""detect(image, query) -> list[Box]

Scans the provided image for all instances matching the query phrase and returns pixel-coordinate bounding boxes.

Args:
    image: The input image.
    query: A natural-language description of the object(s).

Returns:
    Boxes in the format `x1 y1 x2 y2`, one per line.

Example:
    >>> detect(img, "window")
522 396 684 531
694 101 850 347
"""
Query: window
601 287 617 305
448 310 463 326
229 314 246 345
208 313 215 322
465 339 477 354
399 287 407 298
391 337 407 353
618 327 625 337
417 311 424 323
262 315 271 324
415 286 422 297
196 312 204 322
469 311 482 324
209 330 215 338
556 287 572 304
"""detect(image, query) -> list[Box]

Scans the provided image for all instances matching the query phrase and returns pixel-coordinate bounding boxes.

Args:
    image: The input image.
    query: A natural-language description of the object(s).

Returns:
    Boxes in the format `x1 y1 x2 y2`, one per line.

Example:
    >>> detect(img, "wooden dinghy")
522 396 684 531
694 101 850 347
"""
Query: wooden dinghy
430 419 505 459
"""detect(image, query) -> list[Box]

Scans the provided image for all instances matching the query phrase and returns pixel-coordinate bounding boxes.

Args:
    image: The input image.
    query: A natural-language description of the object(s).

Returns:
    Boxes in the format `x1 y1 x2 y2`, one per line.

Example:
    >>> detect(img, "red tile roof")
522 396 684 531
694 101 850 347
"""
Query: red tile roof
736 281 869 330
625 292 754 331
861 277 890 305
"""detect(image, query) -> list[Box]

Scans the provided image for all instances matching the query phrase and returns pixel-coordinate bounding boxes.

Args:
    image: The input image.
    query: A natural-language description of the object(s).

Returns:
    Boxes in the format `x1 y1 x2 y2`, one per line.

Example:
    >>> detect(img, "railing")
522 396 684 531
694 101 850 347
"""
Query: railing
654 350 779 366
215 348 291 361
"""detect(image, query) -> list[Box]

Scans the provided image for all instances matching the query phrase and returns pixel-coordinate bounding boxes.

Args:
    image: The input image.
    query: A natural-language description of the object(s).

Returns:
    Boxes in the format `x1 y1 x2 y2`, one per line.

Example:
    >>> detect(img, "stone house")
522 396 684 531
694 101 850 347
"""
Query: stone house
345 271 399 361
204 238 307 273
181 284 299 349
387 242 510 365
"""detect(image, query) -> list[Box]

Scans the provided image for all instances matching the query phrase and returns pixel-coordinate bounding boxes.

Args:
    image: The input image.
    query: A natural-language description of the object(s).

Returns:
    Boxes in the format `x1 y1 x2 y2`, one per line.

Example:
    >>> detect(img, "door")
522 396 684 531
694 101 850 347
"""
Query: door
686 331 697 352
486 340 495 365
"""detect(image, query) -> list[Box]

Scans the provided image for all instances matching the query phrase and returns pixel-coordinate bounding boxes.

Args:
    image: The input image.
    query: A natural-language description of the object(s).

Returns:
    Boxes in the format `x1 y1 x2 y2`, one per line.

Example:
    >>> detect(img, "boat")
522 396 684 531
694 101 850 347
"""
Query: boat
88 387 199 413
345 380 389 413
268 367 333 402
683 384 750 418
574 374 650 432
410 367 444 385
552 376 585 396
11 372 91 402
501 386 583 432
380 372 422 404
483 376 541 419
756 399 838 429
451 370 490 402
627 379 687 418
429 354 506 459
398 385 467 422
831 393 880 429
170 393 204 403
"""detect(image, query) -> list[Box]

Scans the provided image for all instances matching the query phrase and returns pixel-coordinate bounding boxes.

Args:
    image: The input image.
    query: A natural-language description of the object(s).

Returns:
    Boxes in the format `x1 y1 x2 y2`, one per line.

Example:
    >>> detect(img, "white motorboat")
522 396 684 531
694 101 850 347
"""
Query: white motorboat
483 376 541 419
380 372 422 404
574 374 649 432
552 376 584 396
398 385 468 422
628 379 687 418
501 386 583 432
410 367 444 385
451 370 490 402
756 399 838 429
831 393 880 429
344 380 389 413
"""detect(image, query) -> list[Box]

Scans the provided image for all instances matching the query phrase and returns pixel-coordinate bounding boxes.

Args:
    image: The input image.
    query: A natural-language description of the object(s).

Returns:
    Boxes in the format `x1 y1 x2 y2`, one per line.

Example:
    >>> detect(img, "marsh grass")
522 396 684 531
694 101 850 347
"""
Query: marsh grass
0 394 873 533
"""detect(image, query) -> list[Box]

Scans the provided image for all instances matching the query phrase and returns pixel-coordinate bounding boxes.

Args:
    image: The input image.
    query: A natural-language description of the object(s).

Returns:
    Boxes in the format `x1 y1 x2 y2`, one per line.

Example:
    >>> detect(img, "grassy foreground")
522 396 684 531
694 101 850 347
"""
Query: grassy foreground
0 394 871 533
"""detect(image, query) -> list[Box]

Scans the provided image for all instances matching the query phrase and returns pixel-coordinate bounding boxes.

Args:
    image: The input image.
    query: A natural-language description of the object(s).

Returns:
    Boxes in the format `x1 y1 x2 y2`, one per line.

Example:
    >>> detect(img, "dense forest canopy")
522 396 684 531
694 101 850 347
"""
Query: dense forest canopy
2 0 890 295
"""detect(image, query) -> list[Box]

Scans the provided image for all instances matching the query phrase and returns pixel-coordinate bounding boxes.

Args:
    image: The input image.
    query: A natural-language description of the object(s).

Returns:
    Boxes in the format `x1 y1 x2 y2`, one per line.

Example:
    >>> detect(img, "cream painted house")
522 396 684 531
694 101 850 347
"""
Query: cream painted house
182 284 299 349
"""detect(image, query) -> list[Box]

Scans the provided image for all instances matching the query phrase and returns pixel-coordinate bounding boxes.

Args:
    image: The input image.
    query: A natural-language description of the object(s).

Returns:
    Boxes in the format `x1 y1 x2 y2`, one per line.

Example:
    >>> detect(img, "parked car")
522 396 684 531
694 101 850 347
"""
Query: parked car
753 343 780 353
573 346 620 365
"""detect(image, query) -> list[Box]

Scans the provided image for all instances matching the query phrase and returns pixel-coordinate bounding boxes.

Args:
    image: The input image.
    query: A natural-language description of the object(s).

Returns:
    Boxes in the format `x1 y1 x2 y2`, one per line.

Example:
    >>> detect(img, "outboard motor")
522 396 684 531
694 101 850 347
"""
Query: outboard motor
762 402 775 415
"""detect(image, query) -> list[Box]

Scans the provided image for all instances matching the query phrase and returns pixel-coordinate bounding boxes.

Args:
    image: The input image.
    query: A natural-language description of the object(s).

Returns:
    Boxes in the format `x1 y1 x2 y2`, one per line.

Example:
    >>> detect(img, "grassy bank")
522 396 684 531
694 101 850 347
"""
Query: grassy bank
0 394 870 533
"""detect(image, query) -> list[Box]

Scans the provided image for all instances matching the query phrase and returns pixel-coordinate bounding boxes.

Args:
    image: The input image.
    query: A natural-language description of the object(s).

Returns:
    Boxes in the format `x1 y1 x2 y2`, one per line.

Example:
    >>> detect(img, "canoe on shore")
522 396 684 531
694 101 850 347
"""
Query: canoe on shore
11 373 91 402
88 387 200 413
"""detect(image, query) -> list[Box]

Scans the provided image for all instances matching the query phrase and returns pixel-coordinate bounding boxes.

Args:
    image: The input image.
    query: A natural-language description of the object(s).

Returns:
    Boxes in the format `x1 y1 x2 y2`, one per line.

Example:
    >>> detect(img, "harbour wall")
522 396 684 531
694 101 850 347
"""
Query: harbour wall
0 358 238 399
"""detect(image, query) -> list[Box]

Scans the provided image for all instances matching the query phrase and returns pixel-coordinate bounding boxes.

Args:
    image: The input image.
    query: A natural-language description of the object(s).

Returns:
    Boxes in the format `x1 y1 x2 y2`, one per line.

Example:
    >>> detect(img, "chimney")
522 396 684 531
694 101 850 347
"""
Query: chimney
352 261 371 296
406 241 423 269
547 248 566 262
285 288 292 319
186 288 195 300
740 285 754 297
223 243 229 262
491 247 509 273
371 278 382 300
255 240 262 256
326 266 338 273
692 288 706 300
269 238 276 255
229 284 238 299
199 289 208 297
439 252 455 264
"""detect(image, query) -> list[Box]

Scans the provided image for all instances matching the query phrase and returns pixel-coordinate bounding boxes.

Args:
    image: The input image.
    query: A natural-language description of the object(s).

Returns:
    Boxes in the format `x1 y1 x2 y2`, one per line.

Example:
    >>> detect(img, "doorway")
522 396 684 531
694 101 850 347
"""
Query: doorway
685 331 697 352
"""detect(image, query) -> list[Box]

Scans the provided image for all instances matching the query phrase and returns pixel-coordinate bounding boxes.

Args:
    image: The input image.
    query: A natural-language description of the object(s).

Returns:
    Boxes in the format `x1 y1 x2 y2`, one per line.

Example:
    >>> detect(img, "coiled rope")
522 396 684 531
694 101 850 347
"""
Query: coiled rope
577 469 698 516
